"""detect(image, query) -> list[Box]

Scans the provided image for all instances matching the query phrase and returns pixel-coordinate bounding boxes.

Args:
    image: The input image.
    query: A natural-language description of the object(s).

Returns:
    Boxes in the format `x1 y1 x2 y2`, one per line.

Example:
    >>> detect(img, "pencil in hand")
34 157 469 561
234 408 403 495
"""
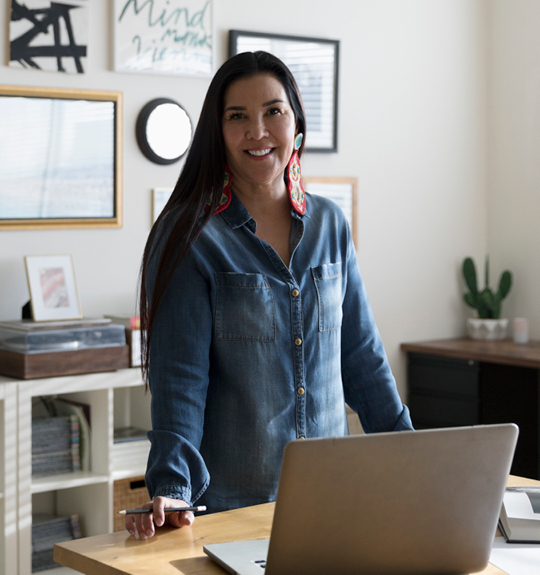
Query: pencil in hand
118 505 207 515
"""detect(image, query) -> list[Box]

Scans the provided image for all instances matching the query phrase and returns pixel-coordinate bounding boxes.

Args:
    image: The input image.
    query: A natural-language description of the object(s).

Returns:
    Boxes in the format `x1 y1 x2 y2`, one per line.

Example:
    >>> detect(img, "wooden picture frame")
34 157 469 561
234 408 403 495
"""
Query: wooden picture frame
25 255 82 321
303 177 358 248
0 85 123 230
229 30 339 152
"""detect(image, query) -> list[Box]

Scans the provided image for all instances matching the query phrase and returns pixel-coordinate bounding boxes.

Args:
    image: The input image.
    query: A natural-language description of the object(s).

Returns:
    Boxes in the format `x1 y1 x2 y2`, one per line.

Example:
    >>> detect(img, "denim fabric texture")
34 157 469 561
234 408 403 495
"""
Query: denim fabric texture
145 191 413 513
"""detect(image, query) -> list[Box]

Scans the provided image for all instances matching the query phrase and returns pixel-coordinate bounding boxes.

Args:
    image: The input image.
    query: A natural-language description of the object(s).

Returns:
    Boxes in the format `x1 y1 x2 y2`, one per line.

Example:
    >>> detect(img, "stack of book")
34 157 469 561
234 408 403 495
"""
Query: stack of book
32 415 80 477
499 486 540 542
32 514 82 572
113 427 150 476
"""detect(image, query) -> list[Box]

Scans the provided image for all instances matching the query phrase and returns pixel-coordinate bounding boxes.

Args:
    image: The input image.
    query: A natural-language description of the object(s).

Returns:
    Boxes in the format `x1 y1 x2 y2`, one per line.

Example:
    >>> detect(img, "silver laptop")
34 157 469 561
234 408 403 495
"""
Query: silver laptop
203 424 518 575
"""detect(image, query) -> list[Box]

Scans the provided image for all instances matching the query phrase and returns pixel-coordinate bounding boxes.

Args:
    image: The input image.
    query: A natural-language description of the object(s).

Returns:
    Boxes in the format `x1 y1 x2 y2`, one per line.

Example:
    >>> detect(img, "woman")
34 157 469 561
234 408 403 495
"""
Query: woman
127 51 412 539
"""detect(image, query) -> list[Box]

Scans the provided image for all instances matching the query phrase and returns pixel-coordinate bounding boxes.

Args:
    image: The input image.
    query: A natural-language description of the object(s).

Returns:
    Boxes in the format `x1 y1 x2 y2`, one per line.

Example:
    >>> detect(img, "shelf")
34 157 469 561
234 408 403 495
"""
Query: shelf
32 472 109 494
2 368 149 574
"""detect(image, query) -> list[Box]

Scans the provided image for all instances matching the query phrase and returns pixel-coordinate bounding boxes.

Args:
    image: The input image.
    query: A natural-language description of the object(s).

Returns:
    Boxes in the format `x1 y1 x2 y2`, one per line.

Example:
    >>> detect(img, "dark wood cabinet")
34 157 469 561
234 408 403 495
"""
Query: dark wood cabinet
402 339 540 480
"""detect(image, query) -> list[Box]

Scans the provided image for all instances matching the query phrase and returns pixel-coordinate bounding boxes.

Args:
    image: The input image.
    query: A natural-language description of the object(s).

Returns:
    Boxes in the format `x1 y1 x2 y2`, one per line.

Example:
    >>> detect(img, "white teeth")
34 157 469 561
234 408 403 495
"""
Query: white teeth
247 148 271 156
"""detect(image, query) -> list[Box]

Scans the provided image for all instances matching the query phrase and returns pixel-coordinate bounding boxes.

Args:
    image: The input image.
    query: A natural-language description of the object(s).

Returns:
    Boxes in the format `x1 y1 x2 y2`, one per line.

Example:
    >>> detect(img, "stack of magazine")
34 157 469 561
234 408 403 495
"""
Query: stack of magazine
32 514 82 572
32 397 91 475
32 415 80 477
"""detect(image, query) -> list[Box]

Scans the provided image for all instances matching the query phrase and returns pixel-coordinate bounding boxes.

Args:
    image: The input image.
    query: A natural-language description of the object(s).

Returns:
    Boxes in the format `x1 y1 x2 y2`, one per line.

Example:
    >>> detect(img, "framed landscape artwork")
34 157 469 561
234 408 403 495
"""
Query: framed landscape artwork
0 85 122 230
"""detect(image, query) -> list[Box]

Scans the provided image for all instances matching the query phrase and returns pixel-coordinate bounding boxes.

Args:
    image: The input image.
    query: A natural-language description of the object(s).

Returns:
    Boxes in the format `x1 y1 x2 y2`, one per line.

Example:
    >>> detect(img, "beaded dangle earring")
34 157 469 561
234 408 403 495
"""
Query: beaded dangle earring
207 167 233 215
286 133 306 215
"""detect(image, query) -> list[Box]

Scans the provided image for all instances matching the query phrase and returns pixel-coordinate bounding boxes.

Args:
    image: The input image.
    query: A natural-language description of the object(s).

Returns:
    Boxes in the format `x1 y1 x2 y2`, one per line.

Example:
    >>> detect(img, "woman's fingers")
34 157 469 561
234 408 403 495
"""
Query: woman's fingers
125 498 195 538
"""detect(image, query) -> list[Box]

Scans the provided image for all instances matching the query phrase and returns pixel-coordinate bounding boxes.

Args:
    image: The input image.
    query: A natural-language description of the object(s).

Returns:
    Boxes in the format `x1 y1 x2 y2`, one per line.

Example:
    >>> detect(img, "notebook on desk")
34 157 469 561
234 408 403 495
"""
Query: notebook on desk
203 424 518 575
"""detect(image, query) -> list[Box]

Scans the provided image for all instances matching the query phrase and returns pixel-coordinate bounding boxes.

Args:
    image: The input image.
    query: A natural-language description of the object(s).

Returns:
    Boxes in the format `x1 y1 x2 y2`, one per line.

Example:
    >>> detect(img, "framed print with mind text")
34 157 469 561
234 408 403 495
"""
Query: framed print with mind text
115 0 213 76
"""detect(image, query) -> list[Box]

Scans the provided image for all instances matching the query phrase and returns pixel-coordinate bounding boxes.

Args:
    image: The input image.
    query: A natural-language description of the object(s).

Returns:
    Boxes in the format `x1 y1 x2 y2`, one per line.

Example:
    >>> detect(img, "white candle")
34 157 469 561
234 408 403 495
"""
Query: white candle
513 318 529 344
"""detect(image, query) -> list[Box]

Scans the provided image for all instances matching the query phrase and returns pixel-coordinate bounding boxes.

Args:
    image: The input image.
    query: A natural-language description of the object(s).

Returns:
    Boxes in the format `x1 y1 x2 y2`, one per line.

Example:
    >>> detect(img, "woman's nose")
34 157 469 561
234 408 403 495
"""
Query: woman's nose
246 116 268 140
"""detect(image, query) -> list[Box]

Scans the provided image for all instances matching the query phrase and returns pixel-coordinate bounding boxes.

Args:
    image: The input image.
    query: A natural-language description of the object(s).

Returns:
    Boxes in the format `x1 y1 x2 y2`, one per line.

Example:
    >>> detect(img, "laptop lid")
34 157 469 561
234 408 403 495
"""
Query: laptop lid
266 424 518 575
204 424 518 575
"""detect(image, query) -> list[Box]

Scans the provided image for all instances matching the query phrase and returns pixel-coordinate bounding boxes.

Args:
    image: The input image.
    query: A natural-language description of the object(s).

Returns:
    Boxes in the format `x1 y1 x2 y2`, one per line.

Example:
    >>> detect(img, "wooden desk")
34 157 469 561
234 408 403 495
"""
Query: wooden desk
55 475 539 575
401 338 540 479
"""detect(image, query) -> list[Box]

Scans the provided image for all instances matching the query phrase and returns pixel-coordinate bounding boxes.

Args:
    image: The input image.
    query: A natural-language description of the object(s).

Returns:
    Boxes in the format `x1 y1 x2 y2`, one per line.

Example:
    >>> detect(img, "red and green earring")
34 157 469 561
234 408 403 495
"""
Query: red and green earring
287 133 306 215
207 167 232 215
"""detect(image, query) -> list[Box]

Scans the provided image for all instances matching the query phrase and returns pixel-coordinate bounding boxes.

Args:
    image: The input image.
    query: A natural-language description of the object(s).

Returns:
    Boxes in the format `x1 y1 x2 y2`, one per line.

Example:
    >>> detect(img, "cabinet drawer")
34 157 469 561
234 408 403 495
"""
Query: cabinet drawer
409 393 480 427
408 353 479 397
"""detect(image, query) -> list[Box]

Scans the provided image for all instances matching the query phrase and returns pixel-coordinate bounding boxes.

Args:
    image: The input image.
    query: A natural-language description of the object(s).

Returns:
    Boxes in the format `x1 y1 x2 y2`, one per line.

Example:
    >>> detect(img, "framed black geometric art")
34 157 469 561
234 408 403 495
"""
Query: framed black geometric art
229 30 340 153
10 0 88 74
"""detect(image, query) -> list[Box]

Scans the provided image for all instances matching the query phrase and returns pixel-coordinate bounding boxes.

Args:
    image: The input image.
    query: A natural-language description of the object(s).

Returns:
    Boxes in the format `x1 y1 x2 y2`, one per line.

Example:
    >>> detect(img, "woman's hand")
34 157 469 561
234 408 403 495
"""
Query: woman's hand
125 497 195 539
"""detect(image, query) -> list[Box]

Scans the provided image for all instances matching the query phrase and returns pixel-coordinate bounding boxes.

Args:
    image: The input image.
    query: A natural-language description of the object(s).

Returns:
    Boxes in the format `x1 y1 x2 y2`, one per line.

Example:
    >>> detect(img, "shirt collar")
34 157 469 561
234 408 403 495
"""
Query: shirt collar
220 191 310 231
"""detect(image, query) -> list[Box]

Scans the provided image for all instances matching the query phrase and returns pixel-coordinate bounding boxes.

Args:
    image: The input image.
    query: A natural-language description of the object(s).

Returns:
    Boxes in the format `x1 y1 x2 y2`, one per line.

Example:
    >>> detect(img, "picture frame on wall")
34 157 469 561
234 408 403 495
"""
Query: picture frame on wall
25 255 82 322
303 177 357 248
229 30 339 152
0 85 123 231
114 0 213 76
10 0 88 74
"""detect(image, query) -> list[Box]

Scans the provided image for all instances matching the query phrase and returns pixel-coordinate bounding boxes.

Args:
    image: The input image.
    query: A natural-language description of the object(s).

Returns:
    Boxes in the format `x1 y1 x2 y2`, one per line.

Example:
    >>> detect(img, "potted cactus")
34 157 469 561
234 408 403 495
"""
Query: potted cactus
462 256 512 340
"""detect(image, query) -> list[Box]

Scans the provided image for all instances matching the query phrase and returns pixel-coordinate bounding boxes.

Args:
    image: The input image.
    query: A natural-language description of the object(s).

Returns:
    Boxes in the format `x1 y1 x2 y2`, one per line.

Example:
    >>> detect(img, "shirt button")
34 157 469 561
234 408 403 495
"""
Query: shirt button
292 289 299 297
297 387 305 395
295 338 302 346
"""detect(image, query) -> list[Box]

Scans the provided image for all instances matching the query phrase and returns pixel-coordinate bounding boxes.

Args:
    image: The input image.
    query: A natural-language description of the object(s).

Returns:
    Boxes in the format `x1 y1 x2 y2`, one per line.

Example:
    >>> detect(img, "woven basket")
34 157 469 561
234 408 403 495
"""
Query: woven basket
113 476 149 532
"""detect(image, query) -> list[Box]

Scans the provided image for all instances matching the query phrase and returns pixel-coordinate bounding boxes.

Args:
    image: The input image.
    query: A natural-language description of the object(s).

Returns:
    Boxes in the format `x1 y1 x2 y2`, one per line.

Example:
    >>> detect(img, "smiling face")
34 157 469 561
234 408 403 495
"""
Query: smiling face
222 73 297 196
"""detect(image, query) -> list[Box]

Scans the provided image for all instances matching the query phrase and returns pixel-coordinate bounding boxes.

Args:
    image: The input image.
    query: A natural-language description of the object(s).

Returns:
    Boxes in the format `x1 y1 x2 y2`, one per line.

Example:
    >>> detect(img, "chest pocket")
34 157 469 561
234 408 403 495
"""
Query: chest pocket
311 262 343 331
215 272 276 341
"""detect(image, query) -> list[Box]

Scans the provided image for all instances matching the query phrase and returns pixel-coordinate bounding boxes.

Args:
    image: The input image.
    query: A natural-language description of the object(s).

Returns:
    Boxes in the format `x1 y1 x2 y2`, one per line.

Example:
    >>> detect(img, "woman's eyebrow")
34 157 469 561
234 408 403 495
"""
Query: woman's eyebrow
263 99 285 107
224 105 245 112
224 99 285 113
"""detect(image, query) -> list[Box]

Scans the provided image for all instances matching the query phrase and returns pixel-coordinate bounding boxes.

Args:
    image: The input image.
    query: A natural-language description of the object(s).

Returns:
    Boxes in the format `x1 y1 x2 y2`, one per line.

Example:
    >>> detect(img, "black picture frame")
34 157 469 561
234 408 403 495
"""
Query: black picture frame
229 30 339 153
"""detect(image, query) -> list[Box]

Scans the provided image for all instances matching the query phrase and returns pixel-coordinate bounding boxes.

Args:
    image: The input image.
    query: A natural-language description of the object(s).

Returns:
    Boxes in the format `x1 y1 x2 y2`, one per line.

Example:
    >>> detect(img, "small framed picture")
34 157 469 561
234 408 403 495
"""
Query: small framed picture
303 177 358 248
25 255 82 322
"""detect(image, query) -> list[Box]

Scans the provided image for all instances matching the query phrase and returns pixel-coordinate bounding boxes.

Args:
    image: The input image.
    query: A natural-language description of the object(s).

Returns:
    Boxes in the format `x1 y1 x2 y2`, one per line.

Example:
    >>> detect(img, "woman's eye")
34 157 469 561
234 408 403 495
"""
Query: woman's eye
227 112 244 120
267 108 281 116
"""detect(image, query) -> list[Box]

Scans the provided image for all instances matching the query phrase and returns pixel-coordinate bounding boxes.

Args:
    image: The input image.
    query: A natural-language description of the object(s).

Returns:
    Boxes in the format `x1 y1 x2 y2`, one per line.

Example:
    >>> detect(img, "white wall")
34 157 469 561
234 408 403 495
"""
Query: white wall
487 0 540 339
0 0 489 398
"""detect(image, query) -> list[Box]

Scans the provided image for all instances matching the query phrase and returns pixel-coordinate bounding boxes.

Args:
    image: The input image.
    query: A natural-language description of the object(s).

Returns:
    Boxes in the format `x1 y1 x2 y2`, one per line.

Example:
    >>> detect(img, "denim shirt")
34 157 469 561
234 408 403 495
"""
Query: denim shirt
145 191 412 512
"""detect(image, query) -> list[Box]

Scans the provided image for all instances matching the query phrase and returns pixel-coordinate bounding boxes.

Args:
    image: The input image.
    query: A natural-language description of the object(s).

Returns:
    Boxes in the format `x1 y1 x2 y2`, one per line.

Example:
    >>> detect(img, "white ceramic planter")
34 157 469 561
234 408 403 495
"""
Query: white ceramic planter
467 318 508 340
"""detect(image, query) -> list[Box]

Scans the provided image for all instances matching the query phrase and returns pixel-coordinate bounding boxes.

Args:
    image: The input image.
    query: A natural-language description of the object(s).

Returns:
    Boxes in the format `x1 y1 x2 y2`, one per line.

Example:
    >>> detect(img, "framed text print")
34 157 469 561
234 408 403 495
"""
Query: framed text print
25 255 82 321
229 30 339 152
303 177 357 248
0 85 122 230
114 0 213 76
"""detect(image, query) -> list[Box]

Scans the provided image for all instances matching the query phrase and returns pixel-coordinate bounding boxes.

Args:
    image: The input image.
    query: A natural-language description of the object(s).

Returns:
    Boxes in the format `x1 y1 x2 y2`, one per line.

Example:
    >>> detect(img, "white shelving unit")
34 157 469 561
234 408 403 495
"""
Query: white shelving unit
0 368 151 575
0 381 18 575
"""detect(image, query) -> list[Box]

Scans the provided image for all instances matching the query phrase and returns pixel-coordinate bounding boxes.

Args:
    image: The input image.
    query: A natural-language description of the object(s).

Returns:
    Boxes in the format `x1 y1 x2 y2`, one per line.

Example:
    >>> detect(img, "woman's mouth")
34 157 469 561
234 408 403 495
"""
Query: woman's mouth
246 148 272 157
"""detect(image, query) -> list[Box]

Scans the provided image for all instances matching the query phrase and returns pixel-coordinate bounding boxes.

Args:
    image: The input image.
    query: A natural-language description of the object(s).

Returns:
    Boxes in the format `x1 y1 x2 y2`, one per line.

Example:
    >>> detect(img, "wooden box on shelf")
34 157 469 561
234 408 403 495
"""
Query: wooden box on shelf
0 346 130 379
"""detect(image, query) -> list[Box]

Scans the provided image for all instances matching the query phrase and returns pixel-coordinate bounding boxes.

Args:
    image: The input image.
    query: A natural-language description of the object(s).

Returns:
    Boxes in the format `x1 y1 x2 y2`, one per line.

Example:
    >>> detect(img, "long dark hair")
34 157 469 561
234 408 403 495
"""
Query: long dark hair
139 51 306 384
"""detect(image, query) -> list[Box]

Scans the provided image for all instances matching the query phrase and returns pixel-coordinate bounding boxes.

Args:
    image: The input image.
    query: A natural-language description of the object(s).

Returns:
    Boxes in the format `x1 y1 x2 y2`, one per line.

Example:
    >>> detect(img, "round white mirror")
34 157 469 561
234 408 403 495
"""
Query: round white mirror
136 99 193 164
